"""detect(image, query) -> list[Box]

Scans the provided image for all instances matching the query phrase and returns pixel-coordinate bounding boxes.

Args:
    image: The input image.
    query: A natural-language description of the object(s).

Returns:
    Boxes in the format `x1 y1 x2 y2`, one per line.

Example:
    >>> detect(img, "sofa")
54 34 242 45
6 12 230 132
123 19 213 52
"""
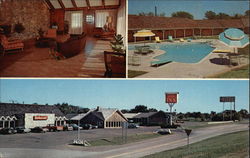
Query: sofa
57 33 86 58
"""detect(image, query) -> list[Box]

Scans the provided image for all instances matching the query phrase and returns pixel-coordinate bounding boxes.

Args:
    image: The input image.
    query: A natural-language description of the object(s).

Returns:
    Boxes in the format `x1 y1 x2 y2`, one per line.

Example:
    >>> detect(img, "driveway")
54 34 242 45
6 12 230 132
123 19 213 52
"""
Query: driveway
0 123 248 158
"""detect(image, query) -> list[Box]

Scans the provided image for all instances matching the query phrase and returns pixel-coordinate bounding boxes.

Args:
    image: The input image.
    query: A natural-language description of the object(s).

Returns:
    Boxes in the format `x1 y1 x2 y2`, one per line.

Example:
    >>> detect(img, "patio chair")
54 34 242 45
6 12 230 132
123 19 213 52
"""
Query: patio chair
155 36 162 43
0 35 24 56
104 51 126 77
168 36 173 42
44 28 57 39
179 38 185 42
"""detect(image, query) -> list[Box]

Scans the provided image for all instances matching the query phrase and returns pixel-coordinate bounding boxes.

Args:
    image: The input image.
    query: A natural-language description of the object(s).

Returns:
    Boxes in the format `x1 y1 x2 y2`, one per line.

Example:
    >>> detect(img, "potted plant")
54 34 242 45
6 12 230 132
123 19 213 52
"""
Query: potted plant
14 22 25 33
110 34 125 53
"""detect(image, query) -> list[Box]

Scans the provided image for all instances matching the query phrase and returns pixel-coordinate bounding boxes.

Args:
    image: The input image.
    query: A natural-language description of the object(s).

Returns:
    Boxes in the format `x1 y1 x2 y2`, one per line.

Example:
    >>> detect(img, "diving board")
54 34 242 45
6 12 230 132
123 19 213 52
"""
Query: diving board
151 59 172 67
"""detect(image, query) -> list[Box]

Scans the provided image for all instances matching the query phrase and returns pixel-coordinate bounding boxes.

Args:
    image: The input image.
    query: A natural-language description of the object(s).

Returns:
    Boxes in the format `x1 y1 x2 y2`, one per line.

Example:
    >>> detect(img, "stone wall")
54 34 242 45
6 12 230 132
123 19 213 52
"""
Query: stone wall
0 0 50 40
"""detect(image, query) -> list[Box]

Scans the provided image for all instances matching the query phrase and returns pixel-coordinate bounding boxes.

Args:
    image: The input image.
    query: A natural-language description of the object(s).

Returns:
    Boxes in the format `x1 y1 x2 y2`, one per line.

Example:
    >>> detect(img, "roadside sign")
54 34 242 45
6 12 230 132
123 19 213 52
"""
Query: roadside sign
165 92 179 103
184 129 192 146
185 129 192 136
220 96 235 102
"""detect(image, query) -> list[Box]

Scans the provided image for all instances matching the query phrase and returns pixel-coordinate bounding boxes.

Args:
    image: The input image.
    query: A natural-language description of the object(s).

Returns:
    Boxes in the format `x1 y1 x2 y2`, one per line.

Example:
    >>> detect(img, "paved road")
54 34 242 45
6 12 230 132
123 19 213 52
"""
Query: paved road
0 123 248 158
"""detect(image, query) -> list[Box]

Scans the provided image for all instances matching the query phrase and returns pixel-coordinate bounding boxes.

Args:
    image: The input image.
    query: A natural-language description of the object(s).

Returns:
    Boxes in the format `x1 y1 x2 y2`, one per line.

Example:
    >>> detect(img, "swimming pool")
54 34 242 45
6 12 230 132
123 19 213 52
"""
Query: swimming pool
130 42 215 64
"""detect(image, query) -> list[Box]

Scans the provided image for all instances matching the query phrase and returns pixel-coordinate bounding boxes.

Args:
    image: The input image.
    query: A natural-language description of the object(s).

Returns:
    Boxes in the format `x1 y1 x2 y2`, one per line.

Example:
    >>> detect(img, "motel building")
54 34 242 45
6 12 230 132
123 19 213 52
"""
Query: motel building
128 15 250 42
69 106 128 128
0 103 67 129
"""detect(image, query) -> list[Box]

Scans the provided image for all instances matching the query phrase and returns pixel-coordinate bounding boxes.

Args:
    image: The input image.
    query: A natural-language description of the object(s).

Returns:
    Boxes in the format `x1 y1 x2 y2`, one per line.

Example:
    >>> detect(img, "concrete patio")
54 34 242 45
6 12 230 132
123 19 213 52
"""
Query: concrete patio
128 39 249 78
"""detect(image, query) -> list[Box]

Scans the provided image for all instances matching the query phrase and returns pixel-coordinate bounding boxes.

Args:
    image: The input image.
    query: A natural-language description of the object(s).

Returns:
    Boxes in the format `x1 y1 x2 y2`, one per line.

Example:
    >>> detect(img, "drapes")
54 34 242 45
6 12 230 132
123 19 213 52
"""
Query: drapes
65 11 83 34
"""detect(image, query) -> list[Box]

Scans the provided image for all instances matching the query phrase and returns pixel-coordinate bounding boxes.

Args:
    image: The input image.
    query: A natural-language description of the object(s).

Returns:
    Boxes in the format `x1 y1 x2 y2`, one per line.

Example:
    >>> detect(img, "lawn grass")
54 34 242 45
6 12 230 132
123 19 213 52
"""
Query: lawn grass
143 130 249 158
128 70 148 78
210 65 249 78
89 132 161 146
210 45 249 78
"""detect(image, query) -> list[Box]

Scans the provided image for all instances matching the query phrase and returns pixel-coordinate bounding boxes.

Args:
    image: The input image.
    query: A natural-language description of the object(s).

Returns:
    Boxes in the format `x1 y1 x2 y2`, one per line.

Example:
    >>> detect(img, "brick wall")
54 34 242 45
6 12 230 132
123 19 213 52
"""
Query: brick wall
0 0 50 40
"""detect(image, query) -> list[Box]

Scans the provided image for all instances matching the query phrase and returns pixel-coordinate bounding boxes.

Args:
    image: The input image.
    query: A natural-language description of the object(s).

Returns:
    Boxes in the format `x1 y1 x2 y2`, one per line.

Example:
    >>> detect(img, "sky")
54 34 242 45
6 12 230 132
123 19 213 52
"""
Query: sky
128 0 250 19
0 79 249 113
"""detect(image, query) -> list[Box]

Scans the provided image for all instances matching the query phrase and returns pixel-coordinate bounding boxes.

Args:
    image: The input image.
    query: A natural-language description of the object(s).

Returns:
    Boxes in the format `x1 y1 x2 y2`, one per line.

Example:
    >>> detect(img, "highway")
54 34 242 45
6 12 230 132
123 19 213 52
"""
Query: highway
0 123 248 158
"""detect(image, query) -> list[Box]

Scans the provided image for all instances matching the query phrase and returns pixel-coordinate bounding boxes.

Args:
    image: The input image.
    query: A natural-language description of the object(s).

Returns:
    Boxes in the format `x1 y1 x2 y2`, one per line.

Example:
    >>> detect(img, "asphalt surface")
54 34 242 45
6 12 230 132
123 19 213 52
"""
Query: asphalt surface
0 123 248 158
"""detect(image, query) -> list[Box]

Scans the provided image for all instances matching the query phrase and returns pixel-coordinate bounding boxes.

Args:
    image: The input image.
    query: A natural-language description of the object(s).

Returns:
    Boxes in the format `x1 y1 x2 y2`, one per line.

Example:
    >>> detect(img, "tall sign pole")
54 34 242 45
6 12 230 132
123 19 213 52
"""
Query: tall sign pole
220 96 236 121
165 92 179 126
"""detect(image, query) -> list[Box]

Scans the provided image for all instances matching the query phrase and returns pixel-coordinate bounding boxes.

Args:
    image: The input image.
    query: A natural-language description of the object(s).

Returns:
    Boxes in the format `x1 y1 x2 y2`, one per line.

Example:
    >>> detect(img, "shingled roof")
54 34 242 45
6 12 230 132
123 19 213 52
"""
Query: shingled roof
0 103 64 117
128 15 249 30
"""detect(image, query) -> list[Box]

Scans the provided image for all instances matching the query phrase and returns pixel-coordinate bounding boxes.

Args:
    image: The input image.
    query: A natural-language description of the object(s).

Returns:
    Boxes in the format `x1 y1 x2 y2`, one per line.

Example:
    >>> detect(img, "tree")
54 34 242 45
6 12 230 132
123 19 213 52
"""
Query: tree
216 12 230 19
171 11 194 19
205 11 217 19
232 14 244 19
130 105 148 113
159 12 166 17
239 109 249 118
121 109 129 113
245 10 250 16
148 108 158 112
147 12 154 16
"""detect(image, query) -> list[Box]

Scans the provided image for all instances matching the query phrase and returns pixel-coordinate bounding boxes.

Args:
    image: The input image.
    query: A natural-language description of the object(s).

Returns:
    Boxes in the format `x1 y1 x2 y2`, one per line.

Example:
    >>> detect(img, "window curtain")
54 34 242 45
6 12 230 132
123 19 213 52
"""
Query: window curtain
95 10 117 30
65 11 83 34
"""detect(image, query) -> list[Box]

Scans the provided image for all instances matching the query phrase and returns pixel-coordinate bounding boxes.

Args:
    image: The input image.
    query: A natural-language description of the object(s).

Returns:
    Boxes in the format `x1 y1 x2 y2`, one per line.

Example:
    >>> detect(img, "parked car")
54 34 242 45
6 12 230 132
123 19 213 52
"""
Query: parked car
70 124 82 130
156 129 171 135
31 127 47 133
15 127 31 133
63 125 73 131
128 123 139 129
0 128 17 134
81 124 92 130
45 124 63 132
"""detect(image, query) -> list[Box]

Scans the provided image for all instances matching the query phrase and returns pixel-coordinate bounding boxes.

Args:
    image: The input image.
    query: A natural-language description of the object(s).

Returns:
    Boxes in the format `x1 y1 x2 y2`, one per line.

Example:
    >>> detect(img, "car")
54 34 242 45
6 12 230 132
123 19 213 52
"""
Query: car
128 123 139 129
81 124 92 130
0 128 17 134
156 129 171 135
70 124 82 130
63 125 73 131
31 127 47 133
45 124 63 132
15 127 31 133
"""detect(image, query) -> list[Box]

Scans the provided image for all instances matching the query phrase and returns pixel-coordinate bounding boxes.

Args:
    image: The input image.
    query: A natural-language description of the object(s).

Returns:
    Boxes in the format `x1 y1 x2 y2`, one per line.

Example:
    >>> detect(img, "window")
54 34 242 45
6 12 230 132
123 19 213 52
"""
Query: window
86 15 94 24
71 13 82 28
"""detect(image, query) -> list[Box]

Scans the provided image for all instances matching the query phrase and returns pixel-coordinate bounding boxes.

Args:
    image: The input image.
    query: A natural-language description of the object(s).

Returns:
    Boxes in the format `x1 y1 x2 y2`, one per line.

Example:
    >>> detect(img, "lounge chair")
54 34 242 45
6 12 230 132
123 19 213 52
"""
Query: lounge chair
179 38 184 42
155 36 162 43
168 36 173 42
187 38 192 42
0 35 24 56
212 49 232 53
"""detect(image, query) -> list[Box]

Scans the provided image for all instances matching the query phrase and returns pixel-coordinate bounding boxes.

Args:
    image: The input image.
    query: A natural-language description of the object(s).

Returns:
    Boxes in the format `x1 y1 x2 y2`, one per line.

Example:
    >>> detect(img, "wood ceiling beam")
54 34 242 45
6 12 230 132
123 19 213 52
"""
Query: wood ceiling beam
71 0 77 9
102 0 105 9
86 0 90 9
44 0 55 10
59 5 119 11
58 0 65 9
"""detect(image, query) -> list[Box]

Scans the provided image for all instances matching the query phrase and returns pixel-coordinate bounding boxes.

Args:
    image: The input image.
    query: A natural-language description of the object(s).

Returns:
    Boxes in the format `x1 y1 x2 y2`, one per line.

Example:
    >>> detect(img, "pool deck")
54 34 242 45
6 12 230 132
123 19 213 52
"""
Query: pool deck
128 39 248 78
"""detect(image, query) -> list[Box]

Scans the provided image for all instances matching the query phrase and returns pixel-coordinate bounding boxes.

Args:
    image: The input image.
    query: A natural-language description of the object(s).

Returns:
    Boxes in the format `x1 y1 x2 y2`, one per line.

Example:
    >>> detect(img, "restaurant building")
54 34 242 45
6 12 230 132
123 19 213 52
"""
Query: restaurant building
0 103 67 129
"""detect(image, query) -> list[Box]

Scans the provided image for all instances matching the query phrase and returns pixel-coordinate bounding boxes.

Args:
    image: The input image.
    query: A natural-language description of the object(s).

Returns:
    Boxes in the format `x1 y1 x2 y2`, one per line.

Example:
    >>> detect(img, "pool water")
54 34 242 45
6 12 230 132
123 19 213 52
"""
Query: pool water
130 42 215 64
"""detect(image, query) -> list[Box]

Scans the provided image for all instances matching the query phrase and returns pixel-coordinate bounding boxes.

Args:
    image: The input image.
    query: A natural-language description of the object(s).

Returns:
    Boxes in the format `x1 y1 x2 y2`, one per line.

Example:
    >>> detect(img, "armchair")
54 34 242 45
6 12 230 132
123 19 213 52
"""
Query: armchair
0 35 24 56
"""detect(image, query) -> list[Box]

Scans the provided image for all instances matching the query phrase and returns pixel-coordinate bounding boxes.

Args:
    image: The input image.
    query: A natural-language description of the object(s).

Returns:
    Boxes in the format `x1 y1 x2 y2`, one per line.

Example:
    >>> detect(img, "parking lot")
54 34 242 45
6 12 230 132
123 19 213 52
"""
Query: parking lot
0 126 160 150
